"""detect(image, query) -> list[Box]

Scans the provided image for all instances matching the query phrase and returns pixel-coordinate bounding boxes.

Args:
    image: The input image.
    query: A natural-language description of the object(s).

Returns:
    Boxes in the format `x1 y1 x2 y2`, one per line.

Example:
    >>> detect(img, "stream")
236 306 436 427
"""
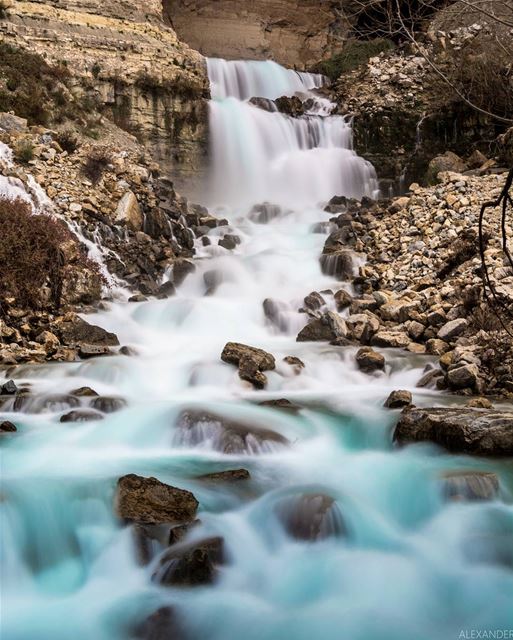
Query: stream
1 58 513 640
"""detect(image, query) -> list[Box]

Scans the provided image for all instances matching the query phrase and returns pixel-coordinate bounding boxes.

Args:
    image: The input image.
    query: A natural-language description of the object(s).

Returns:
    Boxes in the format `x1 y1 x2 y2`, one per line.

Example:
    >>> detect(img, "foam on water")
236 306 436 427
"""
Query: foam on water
2 59 513 640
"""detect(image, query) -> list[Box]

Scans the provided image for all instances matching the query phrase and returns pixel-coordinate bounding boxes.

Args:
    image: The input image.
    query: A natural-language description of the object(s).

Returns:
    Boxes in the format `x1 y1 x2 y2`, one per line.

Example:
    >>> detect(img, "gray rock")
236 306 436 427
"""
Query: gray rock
447 363 479 390
438 318 468 341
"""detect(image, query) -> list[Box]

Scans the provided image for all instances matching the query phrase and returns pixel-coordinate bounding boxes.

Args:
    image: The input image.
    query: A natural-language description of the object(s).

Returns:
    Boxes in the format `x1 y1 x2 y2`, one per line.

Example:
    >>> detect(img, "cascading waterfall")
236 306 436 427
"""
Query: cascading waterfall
1 57 512 640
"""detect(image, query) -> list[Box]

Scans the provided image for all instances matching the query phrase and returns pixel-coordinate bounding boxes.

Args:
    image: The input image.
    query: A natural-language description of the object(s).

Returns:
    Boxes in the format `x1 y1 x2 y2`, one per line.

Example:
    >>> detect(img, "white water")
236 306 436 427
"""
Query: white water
1 59 513 640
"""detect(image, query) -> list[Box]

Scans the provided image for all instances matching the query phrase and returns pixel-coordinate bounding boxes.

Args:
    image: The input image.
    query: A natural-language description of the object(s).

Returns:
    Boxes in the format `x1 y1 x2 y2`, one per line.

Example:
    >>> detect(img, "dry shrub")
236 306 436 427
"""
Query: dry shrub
0 197 98 310
82 147 112 184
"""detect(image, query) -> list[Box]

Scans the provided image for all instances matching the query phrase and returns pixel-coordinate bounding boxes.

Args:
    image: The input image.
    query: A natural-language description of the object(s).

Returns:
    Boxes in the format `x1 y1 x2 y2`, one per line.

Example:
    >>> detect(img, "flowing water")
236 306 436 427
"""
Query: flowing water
1 59 513 640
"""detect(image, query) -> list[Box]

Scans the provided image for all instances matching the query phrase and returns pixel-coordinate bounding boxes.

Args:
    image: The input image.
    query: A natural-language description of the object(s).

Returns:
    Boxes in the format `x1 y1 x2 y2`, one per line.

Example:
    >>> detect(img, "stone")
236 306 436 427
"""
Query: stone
441 471 499 502
356 347 385 373
114 191 143 232
324 311 348 338
60 409 104 423
334 289 352 310
91 396 126 413
296 319 334 342
175 409 288 454
467 397 493 409
303 291 325 311
218 234 240 250
156 281 176 298
447 363 479 390
0 112 28 133
438 318 468 341
70 387 99 397
78 344 113 359
384 390 412 408
153 536 224 587
196 469 250 482
116 474 199 525
427 151 467 182
274 493 345 541
371 330 410 349
0 420 17 433
172 259 196 287
1 380 18 395
320 250 354 280
59 317 119 347
425 339 450 355
238 355 268 389
258 398 301 413
283 356 305 373
221 342 275 371
394 408 513 456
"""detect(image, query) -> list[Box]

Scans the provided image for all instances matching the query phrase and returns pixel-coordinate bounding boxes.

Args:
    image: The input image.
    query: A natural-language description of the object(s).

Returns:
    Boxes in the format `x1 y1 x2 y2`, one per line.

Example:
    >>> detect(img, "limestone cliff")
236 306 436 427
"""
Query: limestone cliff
164 0 352 69
0 1 210 182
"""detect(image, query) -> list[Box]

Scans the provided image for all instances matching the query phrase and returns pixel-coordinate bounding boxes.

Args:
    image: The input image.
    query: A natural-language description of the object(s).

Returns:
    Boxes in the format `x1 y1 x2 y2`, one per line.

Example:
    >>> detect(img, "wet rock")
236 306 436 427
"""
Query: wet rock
259 398 301 413
59 317 119 347
172 259 196 287
116 474 199 525
114 191 143 232
60 409 104 423
154 536 224 587
156 281 176 299
129 294 148 303
176 409 288 454
320 250 354 280
283 356 305 373
441 471 500 502
394 408 513 456
275 493 346 541
0 420 17 433
78 344 113 359
196 469 250 482
303 291 325 312
296 318 334 342
275 95 305 116
120 345 138 356
249 97 276 112
248 202 283 224
221 342 275 371
70 386 99 397
356 347 385 373
218 234 240 250
385 390 412 408
91 396 126 413
334 289 352 310
263 298 289 331
132 523 176 565
438 318 468 341
447 363 479 390
238 356 267 389
35 394 80 412
1 380 18 395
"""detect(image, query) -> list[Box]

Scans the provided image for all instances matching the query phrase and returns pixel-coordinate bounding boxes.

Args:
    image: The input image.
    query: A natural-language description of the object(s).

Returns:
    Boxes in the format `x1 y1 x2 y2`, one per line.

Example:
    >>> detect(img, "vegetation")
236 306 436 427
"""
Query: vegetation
82 147 112 184
0 198 69 309
56 129 79 154
14 140 34 164
314 39 394 82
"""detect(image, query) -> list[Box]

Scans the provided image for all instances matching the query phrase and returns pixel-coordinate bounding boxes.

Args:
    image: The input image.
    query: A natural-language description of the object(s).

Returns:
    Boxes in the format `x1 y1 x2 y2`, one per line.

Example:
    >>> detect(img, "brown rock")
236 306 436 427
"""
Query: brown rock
356 347 385 373
153 536 224 587
384 390 412 409
441 471 499 502
275 493 346 541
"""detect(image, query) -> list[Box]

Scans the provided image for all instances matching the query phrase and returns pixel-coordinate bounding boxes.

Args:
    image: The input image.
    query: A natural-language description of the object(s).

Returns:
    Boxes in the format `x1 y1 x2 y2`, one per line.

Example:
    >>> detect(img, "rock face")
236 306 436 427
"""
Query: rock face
0 0 209 180
394 408 513 456
116 474 199 524
165 0 346 69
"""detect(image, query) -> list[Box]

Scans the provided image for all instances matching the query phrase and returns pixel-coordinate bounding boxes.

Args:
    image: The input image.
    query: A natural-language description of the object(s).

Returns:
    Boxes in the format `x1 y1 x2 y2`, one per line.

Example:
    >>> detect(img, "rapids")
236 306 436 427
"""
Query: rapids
1 59 512 640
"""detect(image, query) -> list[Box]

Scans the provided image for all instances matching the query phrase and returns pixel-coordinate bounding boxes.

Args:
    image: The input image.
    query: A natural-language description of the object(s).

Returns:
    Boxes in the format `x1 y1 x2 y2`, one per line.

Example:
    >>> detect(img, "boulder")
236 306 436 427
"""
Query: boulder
320 250 354 280
218 234 240 250
334 289 352 310
1 379 18 395
70 386 99 397
175 409 288 454
172 259 196 287
91 396 126 413
134 607 186 640
441 471 500 502
296 312 346 342
116 474 199 525
60 409 104 423
239 356 267 389
275 493 346 541
114 191 143 232
275 95 305 116
394 408 513 456
0 112 28 133
371 330 410 349
384 390 412 409
59 317 119 347
283 356 305 373
78 345 113 359
156 281 176 299
438 318 468 341
346 312 380 343
446 363 479 390
221 342 275 371
427 151 467 182
303 291 325 312
153 536 224 587
356 347 385 373
0 420 17 433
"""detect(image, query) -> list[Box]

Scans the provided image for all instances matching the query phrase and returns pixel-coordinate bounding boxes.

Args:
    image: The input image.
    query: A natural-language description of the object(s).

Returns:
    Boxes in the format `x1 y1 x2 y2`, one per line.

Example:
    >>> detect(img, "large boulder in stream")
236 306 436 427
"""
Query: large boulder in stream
175 409 288 454
320 249 355 280
296 311 347 342
394 408 513 456
275 493 346 541
221 342 276 388
441 471 500 502
153 536 224 587
115 474 199 525
58 316 119 347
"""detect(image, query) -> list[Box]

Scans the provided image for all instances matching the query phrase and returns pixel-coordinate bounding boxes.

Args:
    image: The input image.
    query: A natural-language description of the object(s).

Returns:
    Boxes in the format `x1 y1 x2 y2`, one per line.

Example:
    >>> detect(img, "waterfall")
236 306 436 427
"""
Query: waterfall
206 58 379 208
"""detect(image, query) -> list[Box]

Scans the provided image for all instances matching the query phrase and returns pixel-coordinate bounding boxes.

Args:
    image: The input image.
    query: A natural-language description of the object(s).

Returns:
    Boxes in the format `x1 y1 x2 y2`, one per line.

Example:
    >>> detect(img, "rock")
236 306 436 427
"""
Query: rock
0 112 28 133
334 289 352 310
427 151 467 182
394 408 513 456
35 331 60 351
371 330 410 349
91 396 126 413
249 97 276 112
156 281 176 299
263 298 289 331
275 95 305 116
407 320 425 341
116 474 199 525
303 291 325 312
132 523 176 565
275 493 346 541
221 342 275 371
447 363 479 390
320 250 354 280
59 317 119 347
258 398 301 413
425 339 450 355
441 471 500 502
384 390 412 408
70 386 99 397
114 191 143 232
356 347 385 373
346 312 380 342
172 259 196 287
467 397 493 409
438 318 468 341
0 420 17 433
153 536 224 587
78 344 113 359
283 356 305 373
218 234 240 250
248 202 283 224
296 318 334 342
324 311 348 338
238 356 267 388
196 469 250 482
175 409 288 454
60 409 104 423
1 380 18 395
134 607 186 640
416 368 444 388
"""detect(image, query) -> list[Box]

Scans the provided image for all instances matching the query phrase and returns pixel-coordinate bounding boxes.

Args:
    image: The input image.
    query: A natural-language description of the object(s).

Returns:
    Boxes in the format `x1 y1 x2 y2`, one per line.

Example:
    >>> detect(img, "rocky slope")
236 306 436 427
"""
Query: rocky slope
0 0 209 183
